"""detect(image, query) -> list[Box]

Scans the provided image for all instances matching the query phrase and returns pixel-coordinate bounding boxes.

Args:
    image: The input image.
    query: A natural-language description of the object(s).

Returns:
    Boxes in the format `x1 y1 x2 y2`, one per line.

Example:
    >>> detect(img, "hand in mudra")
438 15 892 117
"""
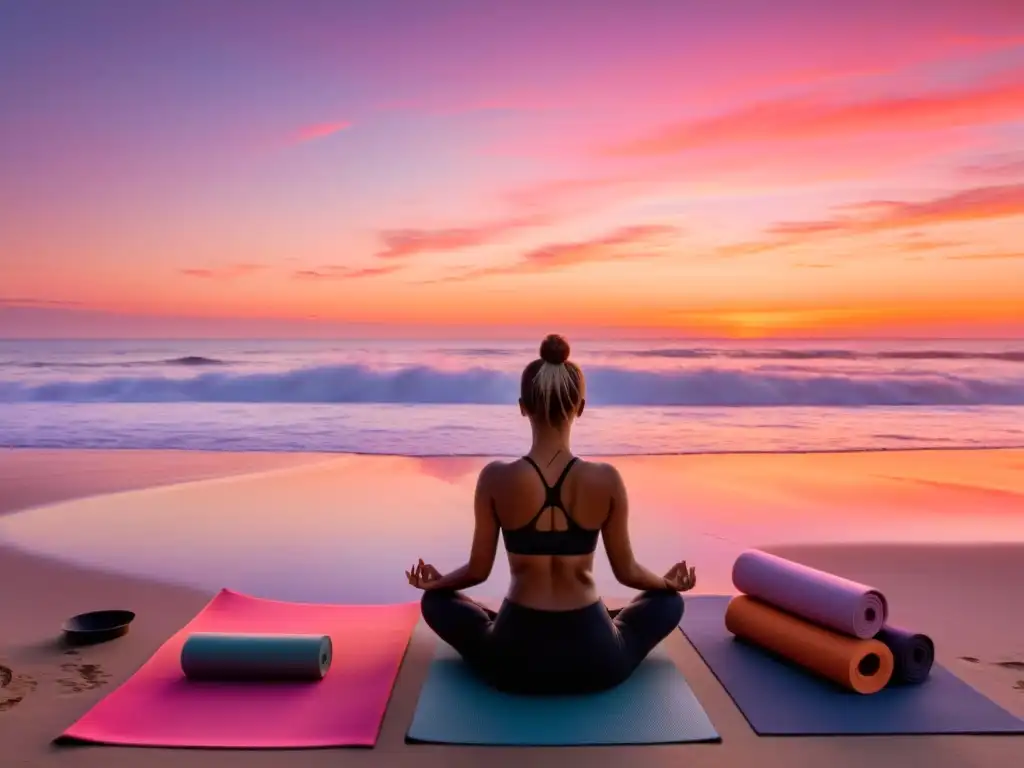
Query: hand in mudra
664 561 697 592
406 559 442 590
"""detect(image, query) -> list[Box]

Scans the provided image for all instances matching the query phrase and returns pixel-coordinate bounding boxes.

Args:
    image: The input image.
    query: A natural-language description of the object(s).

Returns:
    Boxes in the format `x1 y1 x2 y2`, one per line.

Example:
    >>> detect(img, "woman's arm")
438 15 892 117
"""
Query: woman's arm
422 462 501 592
601 464 671 592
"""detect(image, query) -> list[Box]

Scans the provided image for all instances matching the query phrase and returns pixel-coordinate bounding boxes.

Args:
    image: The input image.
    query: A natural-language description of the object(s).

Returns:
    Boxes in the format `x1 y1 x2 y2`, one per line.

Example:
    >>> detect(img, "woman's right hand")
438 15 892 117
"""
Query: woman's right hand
406 559 443 590
663 561 697 592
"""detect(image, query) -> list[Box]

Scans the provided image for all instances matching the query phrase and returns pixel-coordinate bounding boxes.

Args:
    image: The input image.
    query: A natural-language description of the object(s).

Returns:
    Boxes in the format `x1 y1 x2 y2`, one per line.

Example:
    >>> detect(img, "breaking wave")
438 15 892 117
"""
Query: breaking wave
1 355 226 369
1 363 1022 407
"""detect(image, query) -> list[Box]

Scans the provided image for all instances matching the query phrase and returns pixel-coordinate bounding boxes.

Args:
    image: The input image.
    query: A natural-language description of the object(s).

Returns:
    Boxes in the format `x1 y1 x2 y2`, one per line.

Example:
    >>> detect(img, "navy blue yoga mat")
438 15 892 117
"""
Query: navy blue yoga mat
681 596 1024 736
406 644 720 745
876 625 934 685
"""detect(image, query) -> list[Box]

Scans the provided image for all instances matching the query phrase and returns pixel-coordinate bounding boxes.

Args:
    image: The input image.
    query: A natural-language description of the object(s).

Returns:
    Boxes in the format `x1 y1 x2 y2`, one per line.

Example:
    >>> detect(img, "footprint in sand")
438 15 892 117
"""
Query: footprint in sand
57 661 112 694
961 658 1024 692
0 664 39 712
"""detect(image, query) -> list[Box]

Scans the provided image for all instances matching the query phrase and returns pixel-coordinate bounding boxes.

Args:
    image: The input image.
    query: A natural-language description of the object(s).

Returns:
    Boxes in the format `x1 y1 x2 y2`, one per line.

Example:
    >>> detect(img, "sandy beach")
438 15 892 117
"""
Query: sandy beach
1 448 1023 767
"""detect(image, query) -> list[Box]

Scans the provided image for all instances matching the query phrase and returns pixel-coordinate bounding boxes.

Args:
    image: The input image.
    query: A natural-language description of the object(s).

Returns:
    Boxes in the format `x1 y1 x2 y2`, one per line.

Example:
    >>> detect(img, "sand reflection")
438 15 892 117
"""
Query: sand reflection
0 451 1022 604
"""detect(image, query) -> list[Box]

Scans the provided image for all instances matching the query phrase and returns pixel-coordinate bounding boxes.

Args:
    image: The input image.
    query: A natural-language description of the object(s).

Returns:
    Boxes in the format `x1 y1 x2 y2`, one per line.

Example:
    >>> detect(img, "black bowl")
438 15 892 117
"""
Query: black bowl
62 610 136 646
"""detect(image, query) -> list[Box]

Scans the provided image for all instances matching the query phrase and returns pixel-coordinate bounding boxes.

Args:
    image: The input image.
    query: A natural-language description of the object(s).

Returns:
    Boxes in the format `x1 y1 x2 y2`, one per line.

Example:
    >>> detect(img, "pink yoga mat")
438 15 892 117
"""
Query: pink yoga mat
60 589 419 748
732 550 888 639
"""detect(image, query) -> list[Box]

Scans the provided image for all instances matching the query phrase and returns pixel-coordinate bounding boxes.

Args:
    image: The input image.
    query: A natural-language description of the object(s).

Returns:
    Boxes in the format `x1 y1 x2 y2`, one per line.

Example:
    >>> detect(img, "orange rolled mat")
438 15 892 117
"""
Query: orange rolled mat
725 595 894 695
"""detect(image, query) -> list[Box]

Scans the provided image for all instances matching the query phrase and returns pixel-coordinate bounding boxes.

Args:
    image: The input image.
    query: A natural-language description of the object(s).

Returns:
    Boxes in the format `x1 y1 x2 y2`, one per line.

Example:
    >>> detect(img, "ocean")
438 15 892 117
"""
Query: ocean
1 338 1022 456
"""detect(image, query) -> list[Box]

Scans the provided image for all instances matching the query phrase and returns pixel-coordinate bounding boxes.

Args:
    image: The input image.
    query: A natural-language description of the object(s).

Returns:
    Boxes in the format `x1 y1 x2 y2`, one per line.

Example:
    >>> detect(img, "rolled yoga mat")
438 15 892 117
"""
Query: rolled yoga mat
732 549 888 639
681 595 1024 736
725 595 894 694
181 632 332 682
876 625 934 685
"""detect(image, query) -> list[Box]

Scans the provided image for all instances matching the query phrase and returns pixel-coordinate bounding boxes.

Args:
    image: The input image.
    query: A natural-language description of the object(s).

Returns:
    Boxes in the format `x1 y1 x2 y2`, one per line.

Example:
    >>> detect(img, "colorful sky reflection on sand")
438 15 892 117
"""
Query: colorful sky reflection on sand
1 451 1022 603
2 1 1024 339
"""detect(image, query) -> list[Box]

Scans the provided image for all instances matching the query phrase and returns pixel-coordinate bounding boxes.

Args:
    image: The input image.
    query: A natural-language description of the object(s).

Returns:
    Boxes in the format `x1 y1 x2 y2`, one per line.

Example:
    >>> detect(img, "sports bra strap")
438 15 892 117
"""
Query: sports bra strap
551 456 579 491
521 455 547 484
521 455 578 492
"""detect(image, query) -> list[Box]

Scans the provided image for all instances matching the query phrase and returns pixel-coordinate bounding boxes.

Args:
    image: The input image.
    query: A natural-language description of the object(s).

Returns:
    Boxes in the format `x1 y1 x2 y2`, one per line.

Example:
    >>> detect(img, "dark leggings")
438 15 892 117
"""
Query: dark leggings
420 589 684 694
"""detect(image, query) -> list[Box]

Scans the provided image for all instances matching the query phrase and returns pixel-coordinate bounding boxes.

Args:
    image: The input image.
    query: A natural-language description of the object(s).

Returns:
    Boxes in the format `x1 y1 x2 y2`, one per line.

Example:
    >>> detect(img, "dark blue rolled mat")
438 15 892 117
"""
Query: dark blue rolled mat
876 625 934 685
180 632 332 682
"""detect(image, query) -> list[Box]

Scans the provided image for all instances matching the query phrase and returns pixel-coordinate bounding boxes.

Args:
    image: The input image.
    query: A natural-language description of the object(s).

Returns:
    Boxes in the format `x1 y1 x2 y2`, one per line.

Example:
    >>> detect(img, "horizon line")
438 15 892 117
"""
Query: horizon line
1 336 1022 343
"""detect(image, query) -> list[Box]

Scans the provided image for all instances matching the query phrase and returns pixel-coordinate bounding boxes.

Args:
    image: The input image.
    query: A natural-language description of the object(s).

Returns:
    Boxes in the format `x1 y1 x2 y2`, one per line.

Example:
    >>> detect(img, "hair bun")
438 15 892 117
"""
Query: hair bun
539 334 571 365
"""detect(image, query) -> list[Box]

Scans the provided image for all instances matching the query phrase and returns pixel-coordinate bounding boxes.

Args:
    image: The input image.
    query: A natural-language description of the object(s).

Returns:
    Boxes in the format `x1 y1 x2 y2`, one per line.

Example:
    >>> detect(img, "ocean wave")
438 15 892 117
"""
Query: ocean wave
1 363 1022 406
164 355 225 366
0 355 226 369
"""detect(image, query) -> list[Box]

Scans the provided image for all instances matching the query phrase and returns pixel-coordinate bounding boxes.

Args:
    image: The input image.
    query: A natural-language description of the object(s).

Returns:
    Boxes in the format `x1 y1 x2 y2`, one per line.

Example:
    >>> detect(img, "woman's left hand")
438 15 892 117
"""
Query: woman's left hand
406 559 442 590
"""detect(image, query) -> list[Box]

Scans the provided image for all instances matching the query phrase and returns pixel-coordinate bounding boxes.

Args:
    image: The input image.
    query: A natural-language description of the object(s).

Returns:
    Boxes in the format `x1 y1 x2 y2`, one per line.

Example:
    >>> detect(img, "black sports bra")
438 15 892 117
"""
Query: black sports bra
500 456 600 556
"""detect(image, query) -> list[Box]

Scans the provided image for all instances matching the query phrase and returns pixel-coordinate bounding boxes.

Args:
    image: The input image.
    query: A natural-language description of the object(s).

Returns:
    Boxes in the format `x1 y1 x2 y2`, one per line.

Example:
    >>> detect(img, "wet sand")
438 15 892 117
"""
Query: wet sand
1 448 1022 767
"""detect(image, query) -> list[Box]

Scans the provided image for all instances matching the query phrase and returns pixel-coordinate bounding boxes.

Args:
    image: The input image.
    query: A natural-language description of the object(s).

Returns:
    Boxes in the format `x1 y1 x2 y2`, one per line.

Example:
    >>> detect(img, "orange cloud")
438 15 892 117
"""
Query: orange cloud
897 235 968 252
180 263 266 280
292 121 352 144
375 214 548 259
945 252 1024 261
293 265 403 279
605 70 1024 157
436 225 681 282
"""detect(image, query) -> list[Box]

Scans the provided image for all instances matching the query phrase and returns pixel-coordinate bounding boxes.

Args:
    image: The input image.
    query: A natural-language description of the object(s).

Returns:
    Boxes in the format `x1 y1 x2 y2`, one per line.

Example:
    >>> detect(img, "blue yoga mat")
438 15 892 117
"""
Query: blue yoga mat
406 643 720 745
681 596 1024 736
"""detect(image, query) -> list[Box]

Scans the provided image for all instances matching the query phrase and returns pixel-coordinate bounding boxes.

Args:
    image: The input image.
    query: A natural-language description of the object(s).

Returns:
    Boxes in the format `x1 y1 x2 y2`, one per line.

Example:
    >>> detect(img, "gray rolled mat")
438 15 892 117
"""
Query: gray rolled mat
180 633 332 682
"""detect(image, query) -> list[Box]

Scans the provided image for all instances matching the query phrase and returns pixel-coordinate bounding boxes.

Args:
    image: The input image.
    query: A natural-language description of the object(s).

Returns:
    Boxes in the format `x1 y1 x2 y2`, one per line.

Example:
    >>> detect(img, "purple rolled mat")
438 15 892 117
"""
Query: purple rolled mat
876 625 934 685
732 550 888 639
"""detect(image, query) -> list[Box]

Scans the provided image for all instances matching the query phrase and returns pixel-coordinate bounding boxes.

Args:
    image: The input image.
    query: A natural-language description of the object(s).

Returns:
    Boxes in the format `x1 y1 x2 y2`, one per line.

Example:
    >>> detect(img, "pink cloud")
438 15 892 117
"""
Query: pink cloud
759 33 1024 92
375 214 549 259
718 184 1024 256
501 129 978 224
292 121 352 144
435 224 681 282
604 69 1024 157
767 183 1024 235
0 297 82 307
960 152 1024 180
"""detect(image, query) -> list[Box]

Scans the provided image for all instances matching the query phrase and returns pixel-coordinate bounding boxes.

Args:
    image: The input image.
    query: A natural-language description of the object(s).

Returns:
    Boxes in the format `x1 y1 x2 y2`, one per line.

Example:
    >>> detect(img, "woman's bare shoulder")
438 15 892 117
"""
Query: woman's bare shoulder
475 459 517 484
477 457 620 488
574 458 622 488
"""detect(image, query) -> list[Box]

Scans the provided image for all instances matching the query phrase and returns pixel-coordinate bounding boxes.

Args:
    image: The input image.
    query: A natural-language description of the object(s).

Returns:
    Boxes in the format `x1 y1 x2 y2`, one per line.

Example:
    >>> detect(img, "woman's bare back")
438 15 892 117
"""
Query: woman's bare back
488 455 615 611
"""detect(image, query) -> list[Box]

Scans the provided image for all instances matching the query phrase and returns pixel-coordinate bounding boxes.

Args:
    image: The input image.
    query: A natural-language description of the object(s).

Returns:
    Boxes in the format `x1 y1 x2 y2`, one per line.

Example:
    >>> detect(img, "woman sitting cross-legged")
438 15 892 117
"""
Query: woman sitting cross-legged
405 333 697 695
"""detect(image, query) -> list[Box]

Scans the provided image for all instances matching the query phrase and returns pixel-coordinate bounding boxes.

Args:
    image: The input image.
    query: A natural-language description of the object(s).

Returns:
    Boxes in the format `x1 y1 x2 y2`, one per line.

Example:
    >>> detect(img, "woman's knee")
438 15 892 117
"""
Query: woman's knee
420 588 457 629
640 589 685 628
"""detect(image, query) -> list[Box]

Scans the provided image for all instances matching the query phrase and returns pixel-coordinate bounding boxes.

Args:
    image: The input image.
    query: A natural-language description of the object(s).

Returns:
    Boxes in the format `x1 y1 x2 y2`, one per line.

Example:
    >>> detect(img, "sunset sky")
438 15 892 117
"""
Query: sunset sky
2 0 1023 339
